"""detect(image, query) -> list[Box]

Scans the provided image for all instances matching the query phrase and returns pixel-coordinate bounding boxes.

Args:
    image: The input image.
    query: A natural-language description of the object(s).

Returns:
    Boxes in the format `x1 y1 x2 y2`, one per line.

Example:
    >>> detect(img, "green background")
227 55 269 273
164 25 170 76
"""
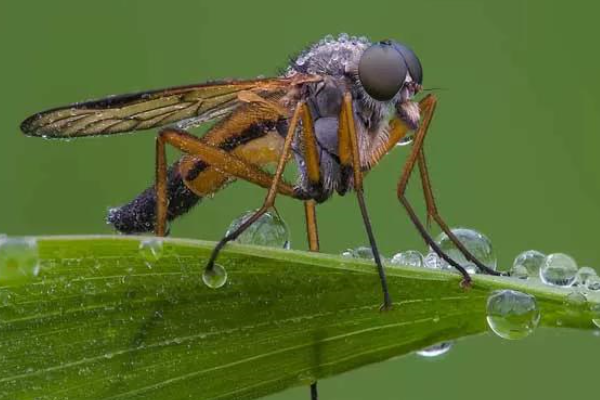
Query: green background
1 1 598 399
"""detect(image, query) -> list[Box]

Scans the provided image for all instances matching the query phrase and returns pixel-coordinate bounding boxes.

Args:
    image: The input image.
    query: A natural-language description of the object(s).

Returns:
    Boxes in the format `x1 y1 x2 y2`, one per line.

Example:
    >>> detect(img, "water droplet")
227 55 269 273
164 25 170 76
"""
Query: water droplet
585 275 600 291
539 253 578 287
342 246 377 260
575 266 598 287
390 250 423 268
0 237 40 284
564 291 587 306
511 264 529 279
202 264 227 289
396 134 414 147
226 209 290 249
416 341 453 357
139 238 164 267
433 228 496 273
486 290 540 340
423 252 444 269
511 250 545 279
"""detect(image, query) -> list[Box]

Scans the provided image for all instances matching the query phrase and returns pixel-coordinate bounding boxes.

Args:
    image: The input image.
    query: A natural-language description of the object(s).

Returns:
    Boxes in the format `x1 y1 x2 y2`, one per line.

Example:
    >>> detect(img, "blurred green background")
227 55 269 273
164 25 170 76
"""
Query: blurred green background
1 1 598 399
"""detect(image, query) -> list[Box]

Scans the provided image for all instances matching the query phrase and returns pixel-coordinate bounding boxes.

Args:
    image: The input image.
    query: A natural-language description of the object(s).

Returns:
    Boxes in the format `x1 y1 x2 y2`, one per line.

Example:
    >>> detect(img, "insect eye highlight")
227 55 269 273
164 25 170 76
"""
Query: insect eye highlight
358 42 407 101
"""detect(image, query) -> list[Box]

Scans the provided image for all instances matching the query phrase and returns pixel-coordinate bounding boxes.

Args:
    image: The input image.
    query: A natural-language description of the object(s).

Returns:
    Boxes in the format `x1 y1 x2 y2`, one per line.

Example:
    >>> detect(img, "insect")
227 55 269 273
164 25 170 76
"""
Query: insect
20 32 500 400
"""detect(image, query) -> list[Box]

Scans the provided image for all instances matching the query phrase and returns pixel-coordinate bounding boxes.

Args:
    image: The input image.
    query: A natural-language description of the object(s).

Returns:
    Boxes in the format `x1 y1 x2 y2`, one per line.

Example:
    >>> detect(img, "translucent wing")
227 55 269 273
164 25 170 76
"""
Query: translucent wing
20 75 319 138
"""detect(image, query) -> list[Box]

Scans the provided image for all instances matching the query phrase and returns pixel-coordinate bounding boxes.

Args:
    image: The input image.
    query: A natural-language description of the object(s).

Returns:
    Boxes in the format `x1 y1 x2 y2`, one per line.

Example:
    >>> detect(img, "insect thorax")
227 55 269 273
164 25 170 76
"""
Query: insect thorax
287 34 410 200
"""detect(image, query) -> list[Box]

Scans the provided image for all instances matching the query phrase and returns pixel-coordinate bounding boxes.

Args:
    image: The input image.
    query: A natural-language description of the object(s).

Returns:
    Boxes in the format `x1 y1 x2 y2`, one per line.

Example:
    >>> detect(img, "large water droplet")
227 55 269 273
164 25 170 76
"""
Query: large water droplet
433 228 496 273
0 237 40 284
390 250 423 268
139 238 164 267
226 209 290 249
539 253 578 287
575 267 598 287
511 250 545 279
486 290 540 340
202 264 227 289
416 341 453 357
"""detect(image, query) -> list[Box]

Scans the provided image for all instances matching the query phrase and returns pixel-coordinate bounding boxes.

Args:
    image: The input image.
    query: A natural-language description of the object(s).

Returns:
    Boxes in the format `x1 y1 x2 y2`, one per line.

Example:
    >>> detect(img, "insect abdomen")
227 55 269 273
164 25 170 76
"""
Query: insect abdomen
107 163 200 234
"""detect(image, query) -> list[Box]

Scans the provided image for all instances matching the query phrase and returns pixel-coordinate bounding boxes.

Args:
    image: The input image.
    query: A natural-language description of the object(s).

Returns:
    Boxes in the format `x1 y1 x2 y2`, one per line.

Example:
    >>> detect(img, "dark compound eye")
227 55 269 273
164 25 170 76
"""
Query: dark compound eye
358 42 407 101
389 41 423 85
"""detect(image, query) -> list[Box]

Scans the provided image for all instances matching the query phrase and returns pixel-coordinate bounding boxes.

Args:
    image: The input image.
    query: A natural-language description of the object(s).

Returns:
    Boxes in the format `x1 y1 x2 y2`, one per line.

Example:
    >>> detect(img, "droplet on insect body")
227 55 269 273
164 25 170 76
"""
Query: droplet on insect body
433 228 497 273
226 209 290 249
0 237 40 284
416 341 453 357
590 304 600 328
539 253 578 287
511 250 546 279
202 264 227 289
395 134 414 147
390 250 423 268
139 238 164 267
486 290 540 340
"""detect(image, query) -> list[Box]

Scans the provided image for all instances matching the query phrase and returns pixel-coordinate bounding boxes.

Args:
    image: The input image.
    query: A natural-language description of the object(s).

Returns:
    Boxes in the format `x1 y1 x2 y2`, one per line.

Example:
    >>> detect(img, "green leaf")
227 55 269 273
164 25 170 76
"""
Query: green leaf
0 236 597 400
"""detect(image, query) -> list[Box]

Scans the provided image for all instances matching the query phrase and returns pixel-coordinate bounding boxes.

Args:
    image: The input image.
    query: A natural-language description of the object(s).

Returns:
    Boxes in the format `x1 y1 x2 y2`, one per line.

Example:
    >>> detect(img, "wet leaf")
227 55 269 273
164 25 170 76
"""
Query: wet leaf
0 236 597 399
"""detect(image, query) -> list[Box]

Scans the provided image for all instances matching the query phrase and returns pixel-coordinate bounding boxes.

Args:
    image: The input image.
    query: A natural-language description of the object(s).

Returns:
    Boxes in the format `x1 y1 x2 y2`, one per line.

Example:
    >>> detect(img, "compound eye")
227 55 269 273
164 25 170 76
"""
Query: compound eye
390 41 423 84
358 42 407 101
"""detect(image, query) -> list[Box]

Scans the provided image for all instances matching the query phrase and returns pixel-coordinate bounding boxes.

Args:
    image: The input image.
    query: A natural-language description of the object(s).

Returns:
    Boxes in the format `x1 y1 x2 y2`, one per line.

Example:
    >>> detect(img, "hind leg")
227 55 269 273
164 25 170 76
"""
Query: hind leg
155 128 299 237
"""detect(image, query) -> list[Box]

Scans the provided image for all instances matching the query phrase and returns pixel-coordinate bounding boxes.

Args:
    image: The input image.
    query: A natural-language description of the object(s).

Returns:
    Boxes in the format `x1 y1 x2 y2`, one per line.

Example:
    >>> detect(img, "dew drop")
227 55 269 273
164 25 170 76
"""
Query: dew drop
433 228 496 273
390 250 423 268
416 341 453 357
202 264 227 289
486 290 540 340
585 275 600 291
423 252 444 269
0 237 40 284
511 250 545 279
226 209 290 249
539 253 578 287
564 291 587 306
511 264 529 280
575 267 598 287
138 238 164 267
396 134 414 147
341 246 378 260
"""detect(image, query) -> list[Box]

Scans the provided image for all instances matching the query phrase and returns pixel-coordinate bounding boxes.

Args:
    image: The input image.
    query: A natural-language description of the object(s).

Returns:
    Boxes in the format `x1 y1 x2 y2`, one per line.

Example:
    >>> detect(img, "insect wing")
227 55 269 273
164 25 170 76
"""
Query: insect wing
20 76 318 138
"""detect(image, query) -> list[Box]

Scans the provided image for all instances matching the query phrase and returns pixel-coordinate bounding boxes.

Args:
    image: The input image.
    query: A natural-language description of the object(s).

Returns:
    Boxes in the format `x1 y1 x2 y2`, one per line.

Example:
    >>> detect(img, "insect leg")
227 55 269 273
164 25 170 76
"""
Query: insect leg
204 102 305 273
154 128 298 237
416 146 501 275
304 200 320 399
301 109 321 400
339 93 392 310
396 94 473 284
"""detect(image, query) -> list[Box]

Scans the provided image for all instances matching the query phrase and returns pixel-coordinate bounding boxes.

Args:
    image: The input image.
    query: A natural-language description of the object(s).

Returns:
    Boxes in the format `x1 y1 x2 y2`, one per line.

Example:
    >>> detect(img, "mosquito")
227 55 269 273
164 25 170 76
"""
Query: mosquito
21 33 499 400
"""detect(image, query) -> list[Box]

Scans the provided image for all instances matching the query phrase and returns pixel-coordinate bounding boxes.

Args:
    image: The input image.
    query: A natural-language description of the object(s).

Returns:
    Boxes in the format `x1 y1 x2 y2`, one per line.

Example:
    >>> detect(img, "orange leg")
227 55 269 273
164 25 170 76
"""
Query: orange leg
416 145 501 276
396 95 497 283
155 128 298 237
339 93 392 310
204 102 306 272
